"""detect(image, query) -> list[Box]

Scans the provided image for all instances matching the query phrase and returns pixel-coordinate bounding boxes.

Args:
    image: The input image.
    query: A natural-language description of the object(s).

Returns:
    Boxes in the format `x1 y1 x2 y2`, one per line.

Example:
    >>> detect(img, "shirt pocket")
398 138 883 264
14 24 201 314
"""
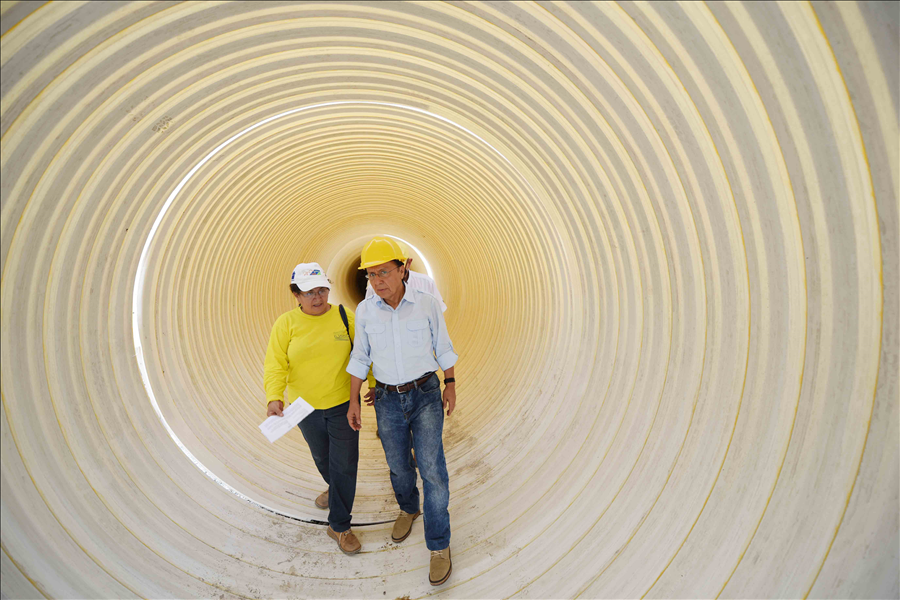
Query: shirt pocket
405 318 430 348
365 323 387 352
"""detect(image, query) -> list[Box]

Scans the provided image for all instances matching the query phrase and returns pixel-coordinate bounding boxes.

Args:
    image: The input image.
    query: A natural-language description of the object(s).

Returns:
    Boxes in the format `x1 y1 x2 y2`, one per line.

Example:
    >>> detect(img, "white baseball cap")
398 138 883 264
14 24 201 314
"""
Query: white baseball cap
290 262 331 292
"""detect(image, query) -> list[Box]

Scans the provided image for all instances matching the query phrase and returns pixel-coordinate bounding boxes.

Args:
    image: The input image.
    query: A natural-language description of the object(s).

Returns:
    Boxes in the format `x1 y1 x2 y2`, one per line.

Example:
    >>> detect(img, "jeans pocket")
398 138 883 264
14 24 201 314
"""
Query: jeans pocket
419 373 440 394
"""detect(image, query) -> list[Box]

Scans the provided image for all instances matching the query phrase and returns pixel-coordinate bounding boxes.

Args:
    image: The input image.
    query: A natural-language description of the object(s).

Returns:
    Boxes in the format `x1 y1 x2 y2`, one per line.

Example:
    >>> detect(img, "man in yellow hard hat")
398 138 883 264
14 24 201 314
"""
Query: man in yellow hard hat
364 240 447 313
346 236 457 587
363 240 447 442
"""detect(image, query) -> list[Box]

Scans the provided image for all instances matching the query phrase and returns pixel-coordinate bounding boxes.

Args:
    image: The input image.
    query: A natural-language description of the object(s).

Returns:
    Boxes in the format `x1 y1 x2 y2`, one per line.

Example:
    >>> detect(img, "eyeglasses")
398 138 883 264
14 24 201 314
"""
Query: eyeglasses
364 265 403 280
299 288 329 298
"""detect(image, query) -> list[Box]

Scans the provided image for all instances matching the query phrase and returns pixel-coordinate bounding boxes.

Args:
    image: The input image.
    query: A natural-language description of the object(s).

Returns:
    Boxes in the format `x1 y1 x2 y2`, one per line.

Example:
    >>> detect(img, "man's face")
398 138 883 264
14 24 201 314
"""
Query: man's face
367 261 405 298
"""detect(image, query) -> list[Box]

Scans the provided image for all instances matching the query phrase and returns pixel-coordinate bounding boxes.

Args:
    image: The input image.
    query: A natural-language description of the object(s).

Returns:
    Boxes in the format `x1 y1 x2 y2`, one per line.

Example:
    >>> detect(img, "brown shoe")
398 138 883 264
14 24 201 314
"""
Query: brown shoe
315 489 328 509
429 547 452 586
391 509 421 543
327 527 361 555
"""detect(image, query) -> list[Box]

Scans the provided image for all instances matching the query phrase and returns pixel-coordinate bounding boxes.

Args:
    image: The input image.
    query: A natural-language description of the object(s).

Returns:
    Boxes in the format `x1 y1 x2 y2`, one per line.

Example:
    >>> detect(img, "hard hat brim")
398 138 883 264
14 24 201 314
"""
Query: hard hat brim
358 259 399 270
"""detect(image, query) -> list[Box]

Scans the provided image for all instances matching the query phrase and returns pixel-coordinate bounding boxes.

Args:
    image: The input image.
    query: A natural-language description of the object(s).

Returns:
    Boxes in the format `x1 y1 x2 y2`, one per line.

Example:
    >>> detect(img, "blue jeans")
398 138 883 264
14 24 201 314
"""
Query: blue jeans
374 373 450 551
297 401 359 532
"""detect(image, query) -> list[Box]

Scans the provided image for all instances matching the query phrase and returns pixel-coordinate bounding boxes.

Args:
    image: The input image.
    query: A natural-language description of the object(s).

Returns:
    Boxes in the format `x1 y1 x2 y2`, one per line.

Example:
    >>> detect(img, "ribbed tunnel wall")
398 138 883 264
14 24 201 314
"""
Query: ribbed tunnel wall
1 2 897 598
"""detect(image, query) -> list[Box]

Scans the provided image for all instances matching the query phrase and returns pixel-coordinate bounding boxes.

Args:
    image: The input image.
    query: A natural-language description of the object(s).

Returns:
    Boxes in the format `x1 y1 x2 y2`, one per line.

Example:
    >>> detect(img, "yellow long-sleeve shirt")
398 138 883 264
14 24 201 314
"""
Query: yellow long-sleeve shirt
264 304 370 410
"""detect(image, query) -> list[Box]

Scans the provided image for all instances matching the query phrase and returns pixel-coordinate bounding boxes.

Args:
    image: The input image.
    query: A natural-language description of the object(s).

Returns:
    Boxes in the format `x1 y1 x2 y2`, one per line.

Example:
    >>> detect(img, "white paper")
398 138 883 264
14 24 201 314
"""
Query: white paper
259 396 315 443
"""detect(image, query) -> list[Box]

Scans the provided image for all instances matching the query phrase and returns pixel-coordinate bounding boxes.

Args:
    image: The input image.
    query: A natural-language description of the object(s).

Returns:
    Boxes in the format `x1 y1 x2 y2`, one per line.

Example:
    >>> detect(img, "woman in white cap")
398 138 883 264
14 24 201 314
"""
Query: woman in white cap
263 262 362 555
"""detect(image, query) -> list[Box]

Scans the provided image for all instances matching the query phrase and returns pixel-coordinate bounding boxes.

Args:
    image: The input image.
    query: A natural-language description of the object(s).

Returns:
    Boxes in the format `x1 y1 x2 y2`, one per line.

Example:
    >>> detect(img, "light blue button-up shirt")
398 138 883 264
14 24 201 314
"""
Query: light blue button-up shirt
347 284 457 385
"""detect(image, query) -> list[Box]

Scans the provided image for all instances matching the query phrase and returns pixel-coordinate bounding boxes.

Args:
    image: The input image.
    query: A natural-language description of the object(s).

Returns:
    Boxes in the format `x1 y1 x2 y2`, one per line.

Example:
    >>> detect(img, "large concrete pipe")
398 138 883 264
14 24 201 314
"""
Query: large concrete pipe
1 2 897 598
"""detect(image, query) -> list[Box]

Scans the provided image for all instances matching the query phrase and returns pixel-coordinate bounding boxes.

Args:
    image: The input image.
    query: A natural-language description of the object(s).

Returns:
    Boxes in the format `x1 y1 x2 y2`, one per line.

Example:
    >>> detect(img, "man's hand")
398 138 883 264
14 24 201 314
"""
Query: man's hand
267 400 284 417
347 400 362 431
364 387 376 406
442 384 456 416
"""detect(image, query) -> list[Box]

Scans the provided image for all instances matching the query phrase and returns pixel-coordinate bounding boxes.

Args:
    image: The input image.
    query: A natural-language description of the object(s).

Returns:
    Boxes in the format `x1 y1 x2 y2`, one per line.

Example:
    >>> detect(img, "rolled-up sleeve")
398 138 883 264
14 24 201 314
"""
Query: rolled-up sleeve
347 303 373 380
430 296 458 370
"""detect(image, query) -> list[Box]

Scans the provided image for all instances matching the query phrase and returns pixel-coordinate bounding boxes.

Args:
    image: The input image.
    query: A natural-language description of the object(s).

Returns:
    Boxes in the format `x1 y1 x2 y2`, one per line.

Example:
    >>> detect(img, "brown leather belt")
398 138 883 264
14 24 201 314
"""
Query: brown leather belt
375 372 436 393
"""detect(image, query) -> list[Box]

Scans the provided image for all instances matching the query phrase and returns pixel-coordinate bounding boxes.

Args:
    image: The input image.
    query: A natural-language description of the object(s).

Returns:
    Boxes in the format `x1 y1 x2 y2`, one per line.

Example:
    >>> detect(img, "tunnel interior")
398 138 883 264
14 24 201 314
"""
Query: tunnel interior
0 2 897 599
350 257 368 303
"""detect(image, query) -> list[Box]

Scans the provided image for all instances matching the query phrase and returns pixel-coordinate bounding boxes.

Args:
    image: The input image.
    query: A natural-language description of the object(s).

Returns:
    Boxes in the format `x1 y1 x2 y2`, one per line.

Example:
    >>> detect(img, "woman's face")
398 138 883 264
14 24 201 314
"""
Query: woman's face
294 287 330 316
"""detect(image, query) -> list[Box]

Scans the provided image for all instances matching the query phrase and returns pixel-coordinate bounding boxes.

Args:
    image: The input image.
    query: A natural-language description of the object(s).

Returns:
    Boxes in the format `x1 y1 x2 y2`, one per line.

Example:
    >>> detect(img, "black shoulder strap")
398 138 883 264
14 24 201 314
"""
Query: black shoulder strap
339 304 353 349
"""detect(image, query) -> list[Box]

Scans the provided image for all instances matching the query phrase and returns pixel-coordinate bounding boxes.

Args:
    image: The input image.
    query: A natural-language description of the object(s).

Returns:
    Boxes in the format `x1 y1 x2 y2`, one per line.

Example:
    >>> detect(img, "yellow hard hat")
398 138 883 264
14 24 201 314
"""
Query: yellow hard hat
395 240 411 261
359 236 407 269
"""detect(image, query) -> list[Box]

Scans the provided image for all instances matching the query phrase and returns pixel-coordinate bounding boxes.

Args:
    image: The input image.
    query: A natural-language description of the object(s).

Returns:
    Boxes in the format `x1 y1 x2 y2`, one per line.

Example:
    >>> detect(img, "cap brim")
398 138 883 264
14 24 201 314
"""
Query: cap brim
295 279 331 292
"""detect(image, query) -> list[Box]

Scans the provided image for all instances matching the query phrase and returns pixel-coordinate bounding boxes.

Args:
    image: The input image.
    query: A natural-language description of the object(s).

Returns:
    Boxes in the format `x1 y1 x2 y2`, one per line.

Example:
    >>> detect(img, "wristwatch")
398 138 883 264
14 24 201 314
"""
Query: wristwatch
443 377 456 385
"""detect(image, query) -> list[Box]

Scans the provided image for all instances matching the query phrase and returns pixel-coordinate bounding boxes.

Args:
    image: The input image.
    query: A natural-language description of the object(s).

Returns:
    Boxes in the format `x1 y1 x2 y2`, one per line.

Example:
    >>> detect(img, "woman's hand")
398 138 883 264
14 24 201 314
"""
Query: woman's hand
364 387 376 406
442 384 456 416
267 400 284 417
347 400 362 431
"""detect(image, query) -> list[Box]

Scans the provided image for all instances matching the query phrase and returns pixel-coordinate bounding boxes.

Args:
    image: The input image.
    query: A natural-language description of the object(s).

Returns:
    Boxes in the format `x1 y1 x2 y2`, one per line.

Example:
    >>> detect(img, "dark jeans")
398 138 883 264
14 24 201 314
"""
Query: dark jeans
374 373 450 550
297 401 359 532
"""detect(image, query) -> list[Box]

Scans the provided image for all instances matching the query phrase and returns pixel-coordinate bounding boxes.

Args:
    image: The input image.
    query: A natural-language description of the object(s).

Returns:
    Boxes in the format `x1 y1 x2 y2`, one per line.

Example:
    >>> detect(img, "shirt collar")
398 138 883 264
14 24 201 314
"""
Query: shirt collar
402 283 416 304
